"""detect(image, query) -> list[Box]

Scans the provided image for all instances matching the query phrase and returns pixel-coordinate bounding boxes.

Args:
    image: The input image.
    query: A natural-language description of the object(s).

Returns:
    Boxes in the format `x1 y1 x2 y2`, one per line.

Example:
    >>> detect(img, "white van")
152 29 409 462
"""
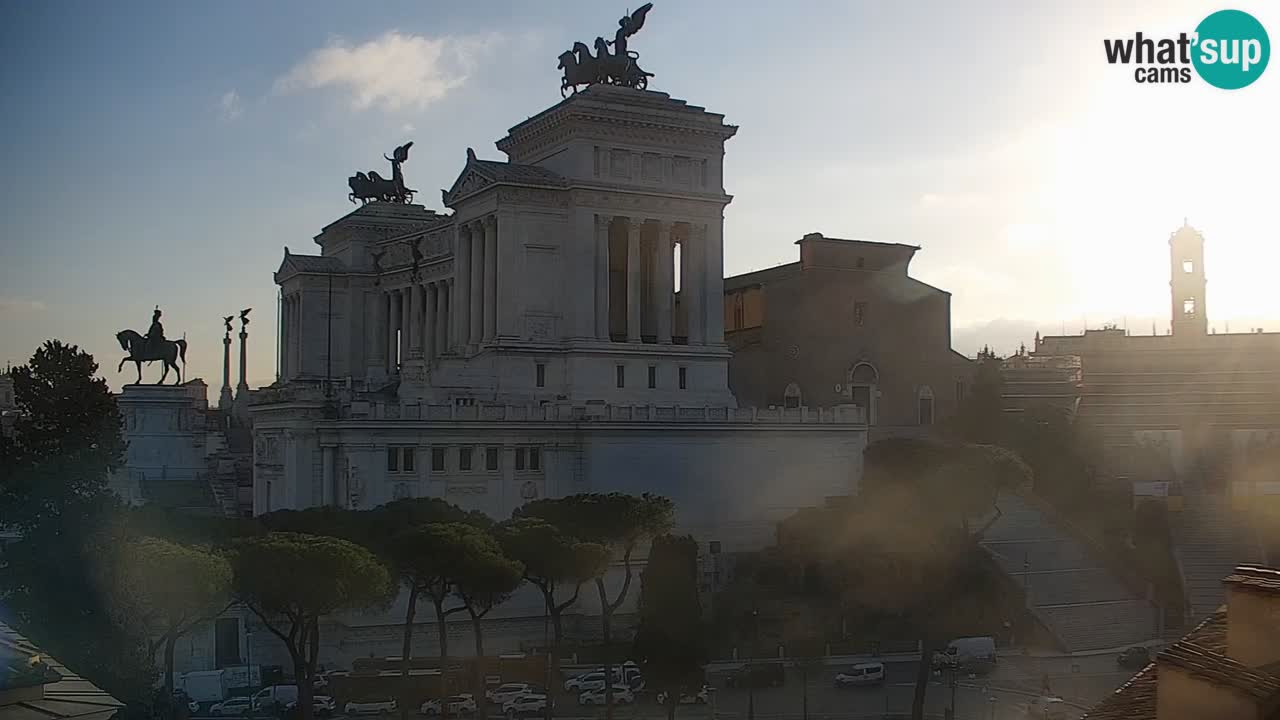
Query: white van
933 637 997 669
251 685 299 713
834 663 885 687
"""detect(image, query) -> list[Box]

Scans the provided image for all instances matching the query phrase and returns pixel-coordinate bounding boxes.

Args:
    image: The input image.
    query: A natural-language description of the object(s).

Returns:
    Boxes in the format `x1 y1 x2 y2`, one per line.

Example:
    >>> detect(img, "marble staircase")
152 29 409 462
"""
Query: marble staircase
981 492 1159 652
1173 483 1261 620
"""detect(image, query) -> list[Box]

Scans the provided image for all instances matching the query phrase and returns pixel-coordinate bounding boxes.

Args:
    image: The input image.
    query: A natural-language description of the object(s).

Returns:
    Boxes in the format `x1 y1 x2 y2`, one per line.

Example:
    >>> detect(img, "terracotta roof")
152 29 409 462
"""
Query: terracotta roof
1225 565 1280 593
1081 611 1227 720
0 622 122 720
1159 640 1280 701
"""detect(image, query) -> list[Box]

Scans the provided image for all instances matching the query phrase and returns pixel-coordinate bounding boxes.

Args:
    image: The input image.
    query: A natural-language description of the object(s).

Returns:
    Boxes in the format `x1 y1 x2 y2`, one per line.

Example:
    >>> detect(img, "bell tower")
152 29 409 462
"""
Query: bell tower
1169 221 1207 336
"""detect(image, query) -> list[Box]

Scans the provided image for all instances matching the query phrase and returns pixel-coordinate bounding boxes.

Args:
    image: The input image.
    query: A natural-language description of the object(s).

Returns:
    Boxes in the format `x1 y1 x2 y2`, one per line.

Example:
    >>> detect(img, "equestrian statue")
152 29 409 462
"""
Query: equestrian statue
348 141 416 204
559 4 655 96
116 306 188 385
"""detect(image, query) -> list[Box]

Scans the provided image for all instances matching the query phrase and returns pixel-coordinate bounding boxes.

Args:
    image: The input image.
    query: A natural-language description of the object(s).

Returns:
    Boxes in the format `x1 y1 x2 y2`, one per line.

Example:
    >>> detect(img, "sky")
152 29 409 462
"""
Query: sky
1 0 1277 390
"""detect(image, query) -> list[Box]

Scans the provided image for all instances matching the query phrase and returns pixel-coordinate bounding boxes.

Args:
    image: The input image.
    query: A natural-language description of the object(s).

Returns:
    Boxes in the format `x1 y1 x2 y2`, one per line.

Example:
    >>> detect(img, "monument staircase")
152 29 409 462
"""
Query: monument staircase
981 492 1159 652
1172 479 1262 621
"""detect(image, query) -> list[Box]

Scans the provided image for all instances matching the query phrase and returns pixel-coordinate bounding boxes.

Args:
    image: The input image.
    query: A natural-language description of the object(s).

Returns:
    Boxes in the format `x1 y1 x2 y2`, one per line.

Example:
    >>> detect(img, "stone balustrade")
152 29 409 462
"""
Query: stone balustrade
359 401 865 425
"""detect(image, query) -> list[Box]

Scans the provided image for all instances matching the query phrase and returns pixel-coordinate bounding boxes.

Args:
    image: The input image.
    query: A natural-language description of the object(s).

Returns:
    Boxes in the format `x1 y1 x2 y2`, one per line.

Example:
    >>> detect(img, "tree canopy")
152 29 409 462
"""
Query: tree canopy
232 532 394 720
100 537 233 693
633 535 706 720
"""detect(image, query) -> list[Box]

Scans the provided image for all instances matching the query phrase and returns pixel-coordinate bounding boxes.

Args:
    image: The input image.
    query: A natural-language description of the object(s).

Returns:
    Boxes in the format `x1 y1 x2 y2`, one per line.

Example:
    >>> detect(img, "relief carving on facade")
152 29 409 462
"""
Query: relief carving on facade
525 315 556 340
445 484 488 496
496 187 570 208
254 434 282 466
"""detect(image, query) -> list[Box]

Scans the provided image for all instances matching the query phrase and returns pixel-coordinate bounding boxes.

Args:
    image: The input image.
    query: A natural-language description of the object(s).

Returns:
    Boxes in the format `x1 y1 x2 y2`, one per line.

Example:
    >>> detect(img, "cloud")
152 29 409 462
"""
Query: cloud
219 90 243 121
401 123 415 133
276 31 498 112
0 297 47 313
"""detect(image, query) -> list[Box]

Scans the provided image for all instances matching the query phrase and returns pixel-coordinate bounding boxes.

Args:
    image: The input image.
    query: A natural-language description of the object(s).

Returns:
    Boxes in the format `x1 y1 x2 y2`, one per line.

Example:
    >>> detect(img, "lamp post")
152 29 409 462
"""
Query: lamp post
246 616 255 720
747 609 758 720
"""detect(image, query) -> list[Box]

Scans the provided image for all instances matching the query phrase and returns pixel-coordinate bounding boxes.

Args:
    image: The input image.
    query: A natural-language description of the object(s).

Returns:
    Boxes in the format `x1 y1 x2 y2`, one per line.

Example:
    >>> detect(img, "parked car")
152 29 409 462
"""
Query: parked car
564 671 608 693
486 683 543 705
420 695 477 716
656 686 709 705
1021 695 1067 720
284 695 336 718
344 697 398 715
209 696 254 717
834 663 885 687
503 694 551 718
725 662 785 688
1118 646 1151 669
578 685 635 706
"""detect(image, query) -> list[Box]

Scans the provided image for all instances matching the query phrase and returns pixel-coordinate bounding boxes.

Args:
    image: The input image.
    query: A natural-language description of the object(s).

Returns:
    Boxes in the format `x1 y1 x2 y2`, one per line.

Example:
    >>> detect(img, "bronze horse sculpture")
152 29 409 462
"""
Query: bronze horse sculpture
116 330 187 385
348 142 415 204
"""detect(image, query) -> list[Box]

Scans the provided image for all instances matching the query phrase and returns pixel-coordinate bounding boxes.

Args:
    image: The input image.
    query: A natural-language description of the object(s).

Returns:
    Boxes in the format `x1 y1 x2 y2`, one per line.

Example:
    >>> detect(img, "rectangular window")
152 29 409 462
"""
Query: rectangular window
535 363 546 388
459 447 473 472
402 447 415 473
648 365 657 389
709 540 722 555
529 447 541 471
1184 298 1197 316
955 380 965 403
679 367 687 390
616 364 626 388
387 447 399 472
431 447 447 472
486 447 500 472
515 448 526 471
854 301 867 327
1183 259 1194 273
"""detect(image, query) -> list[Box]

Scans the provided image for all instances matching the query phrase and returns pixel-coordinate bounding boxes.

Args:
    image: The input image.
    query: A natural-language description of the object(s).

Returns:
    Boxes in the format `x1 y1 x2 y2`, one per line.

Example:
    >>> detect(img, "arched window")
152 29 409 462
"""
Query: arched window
783 382 802 409
918 385 935 426
848 362 879 425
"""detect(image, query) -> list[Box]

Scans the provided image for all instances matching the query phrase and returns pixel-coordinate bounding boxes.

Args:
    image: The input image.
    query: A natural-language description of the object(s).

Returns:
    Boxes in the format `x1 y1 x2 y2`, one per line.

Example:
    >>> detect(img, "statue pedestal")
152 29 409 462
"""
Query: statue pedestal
116 381 216 511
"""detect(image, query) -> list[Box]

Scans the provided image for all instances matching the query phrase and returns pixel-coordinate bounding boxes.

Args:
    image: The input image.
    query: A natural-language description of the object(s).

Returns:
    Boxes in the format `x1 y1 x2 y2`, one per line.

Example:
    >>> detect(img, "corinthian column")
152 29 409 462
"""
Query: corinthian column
595 215 611 340
626 218 642 343
657 221 674 344
483 216 497 343
469 221 484 347
454 225 471 351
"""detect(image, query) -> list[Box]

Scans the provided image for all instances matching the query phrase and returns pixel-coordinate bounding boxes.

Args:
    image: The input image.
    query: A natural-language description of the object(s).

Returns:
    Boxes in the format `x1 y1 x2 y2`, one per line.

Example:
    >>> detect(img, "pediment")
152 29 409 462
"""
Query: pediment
442 166 495 207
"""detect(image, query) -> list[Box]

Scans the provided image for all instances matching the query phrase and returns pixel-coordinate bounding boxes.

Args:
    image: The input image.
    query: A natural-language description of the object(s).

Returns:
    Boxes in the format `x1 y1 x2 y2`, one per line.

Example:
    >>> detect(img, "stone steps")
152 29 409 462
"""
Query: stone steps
981 493 1158 652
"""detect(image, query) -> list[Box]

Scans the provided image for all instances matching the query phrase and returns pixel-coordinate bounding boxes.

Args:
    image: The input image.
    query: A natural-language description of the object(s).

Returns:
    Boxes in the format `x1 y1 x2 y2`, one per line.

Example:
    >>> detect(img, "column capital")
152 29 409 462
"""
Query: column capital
656 219 674 234
482 214 497 230
594 213 612 231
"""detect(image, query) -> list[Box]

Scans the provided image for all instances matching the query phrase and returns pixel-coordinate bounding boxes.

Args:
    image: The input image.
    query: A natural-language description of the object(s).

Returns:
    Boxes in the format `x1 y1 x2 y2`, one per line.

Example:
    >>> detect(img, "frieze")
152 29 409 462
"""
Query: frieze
495 187 570 208
445 484 488 496
571 189 724 218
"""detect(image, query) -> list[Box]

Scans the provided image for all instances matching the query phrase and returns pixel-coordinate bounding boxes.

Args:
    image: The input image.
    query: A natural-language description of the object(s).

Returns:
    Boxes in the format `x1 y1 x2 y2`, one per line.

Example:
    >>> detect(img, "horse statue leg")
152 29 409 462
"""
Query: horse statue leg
134 359 143 385
158 358 169 385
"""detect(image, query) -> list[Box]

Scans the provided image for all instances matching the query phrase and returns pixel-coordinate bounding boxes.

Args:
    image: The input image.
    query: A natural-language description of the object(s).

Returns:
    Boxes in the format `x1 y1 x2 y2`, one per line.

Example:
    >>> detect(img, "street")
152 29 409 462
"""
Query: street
196 656 1137 720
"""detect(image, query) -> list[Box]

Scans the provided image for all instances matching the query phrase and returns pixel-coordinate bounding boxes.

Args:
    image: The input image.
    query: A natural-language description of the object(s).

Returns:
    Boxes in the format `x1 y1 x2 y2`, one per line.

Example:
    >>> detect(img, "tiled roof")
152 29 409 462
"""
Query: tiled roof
1159 640 1280 701
0 622 122 720
1225 565 1280 593
1081 611 1227 720
285 254 346 273
471 160 567 188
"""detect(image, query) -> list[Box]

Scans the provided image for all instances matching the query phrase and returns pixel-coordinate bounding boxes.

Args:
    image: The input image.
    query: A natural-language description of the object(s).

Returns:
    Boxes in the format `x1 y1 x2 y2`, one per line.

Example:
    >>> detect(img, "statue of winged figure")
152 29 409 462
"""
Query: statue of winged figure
559 4 655 96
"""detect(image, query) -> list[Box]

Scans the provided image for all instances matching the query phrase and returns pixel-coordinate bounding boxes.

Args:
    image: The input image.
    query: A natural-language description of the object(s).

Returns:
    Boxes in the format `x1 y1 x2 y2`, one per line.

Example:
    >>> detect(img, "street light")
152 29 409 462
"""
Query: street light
747 609 758 720
246 615 255 720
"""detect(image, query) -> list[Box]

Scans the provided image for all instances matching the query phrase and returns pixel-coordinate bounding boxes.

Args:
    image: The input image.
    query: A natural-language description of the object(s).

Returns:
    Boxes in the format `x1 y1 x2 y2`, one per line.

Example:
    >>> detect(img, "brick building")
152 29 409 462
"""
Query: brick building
723 232 972 438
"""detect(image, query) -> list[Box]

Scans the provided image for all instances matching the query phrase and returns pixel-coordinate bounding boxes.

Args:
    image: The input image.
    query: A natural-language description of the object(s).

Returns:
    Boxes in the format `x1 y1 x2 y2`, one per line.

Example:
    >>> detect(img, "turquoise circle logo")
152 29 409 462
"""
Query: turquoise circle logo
1193 9 1270 89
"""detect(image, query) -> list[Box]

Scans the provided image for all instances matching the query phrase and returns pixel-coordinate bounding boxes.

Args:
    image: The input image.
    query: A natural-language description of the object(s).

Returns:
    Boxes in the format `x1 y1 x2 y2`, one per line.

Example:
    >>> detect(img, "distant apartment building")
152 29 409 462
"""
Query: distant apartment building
722 232 973 439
